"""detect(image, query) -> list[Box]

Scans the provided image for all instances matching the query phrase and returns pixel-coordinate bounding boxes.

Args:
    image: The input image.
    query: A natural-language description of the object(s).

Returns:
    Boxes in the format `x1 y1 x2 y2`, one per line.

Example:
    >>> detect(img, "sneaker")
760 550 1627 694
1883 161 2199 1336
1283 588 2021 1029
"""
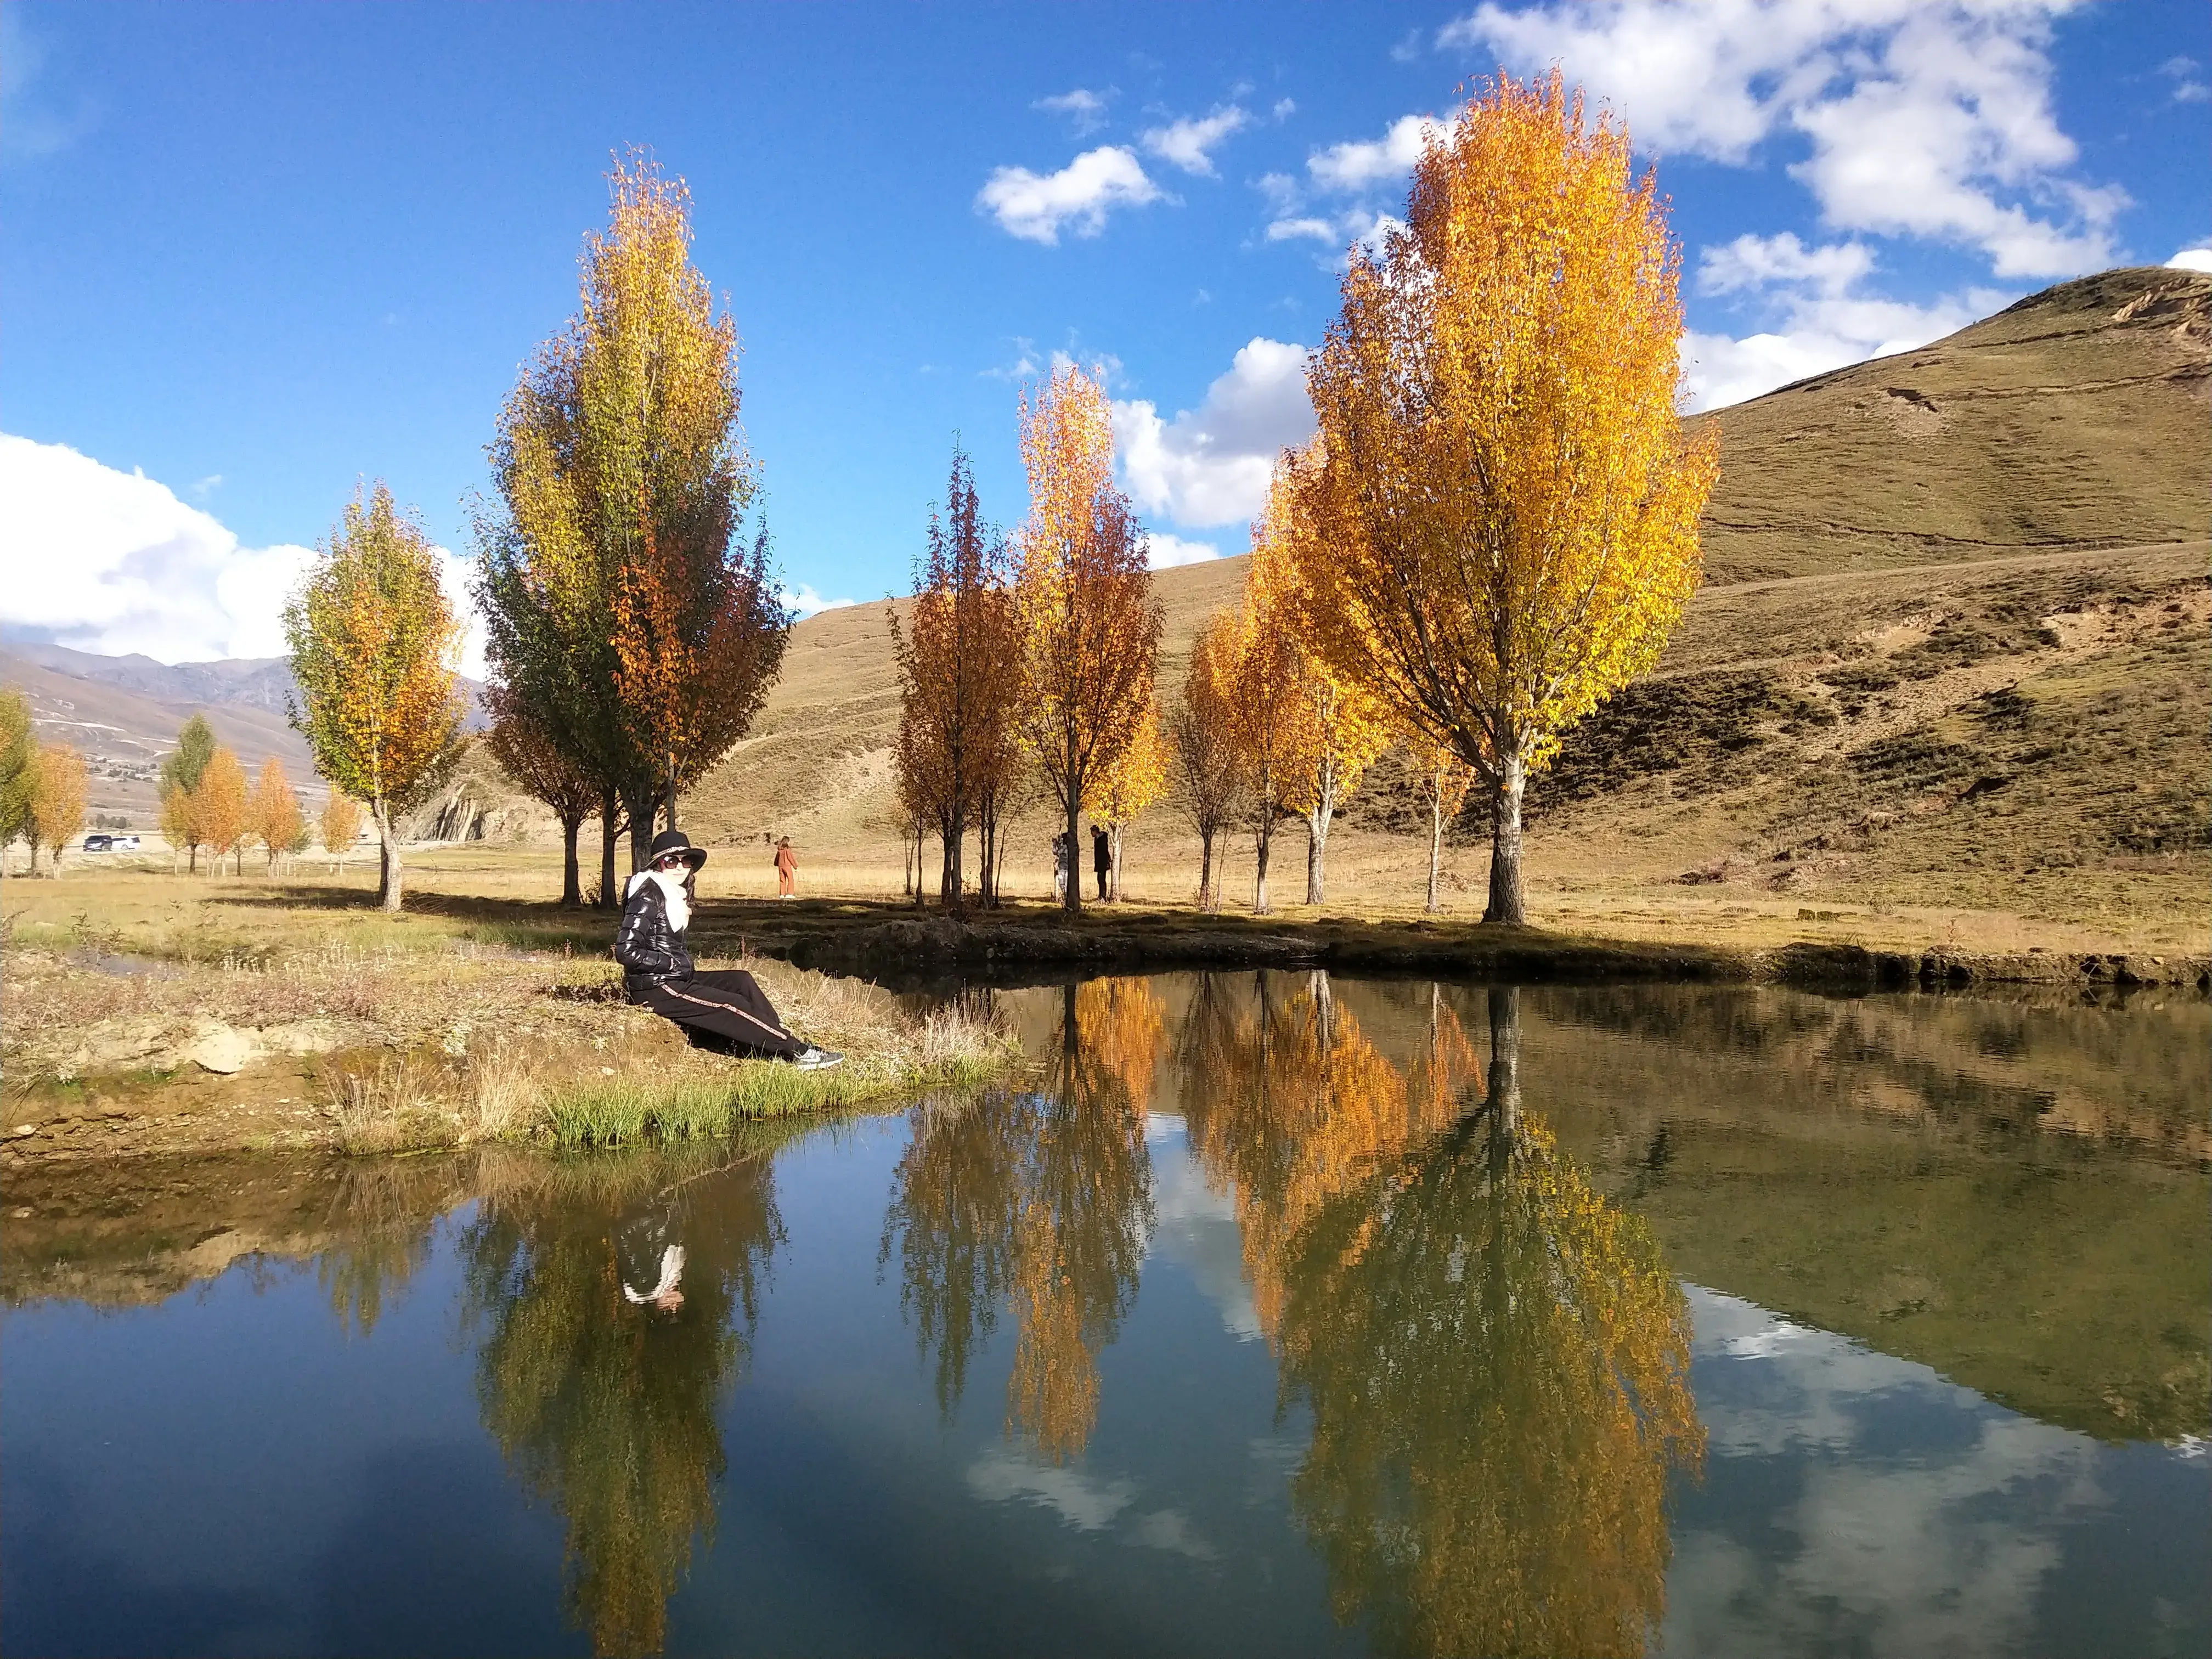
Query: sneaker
791 1046 844 1071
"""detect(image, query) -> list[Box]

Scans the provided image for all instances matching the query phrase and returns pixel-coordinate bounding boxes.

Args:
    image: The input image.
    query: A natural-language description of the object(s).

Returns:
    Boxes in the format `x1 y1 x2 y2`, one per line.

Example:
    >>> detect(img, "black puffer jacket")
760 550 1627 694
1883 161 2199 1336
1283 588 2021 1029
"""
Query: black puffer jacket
614 876 695 997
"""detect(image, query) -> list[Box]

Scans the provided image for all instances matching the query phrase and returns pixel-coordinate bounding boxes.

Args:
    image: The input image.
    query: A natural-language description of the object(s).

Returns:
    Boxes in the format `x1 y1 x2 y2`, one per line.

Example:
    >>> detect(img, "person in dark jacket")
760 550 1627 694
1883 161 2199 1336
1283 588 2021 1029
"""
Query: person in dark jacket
1091 823 1111 900
616 830 843 1070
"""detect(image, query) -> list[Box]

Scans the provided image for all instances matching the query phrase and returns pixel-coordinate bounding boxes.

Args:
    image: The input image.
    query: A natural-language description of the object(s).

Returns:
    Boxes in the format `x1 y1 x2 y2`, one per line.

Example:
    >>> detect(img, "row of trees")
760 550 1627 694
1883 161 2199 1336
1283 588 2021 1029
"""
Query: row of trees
154 713 321 874
0 690 87 874
890 74 1711 924
891 364 1165 914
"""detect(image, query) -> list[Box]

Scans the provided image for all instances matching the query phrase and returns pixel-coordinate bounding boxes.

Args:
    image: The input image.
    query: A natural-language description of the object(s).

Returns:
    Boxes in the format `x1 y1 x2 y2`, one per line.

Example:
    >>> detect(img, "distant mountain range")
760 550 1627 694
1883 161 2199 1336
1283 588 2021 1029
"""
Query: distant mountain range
0 641 484 824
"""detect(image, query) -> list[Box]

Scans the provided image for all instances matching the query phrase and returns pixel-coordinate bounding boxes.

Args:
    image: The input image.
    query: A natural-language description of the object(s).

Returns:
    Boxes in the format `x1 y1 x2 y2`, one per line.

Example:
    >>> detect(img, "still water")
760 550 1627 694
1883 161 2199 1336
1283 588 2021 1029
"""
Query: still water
4 975 2207 1657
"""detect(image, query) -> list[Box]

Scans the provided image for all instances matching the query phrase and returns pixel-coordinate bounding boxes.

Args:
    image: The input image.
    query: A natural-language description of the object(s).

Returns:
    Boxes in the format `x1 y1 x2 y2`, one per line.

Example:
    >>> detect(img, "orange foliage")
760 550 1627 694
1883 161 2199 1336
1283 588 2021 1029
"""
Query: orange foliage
247 758 304 872
320 793 363 860
27 742 87 872
194 748 251 875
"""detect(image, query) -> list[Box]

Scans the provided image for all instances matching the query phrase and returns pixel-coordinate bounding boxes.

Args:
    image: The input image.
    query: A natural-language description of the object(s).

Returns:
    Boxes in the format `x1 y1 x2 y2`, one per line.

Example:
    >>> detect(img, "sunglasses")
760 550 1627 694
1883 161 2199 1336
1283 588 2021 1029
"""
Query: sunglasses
655 854 691 870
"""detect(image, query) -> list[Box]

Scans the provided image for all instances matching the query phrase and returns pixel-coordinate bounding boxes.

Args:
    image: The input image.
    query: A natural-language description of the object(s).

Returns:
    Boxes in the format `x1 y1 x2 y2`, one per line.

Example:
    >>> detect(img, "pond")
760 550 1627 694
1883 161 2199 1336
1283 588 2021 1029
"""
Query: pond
4 974 2207 1658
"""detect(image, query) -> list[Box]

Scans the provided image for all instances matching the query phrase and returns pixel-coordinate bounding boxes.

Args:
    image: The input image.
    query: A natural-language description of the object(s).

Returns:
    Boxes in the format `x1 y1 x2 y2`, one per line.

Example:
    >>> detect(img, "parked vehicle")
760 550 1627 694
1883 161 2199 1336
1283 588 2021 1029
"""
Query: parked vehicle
82 834 113 853
113 834 141 850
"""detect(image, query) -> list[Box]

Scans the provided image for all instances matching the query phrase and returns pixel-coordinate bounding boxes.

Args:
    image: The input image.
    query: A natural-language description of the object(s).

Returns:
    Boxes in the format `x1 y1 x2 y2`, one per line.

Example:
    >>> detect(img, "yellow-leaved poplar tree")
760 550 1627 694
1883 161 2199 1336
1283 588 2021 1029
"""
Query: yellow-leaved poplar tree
1302 71 1718 924
1166 610 1246 911
285 482 468 911
1219 573 1306 918
320 792 364 870
1257 442 1394 906
195 747 250 876
1408 730 1476 913
1013 363 1163 915
249 758 304 873
1084 697 1166 901
478 151 788 898
27 742 87 874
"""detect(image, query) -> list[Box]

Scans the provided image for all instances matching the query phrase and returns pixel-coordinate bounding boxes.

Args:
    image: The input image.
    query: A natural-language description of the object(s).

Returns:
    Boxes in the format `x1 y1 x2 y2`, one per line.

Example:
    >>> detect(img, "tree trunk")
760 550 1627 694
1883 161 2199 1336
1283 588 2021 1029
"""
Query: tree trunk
978 806 996 907
1486 985 1520 1139
1109 824 1123 904
1198 828 1215 911
1252 817 1272 915
664 749 678 838
188 843 199 874
623 781 656 876
940 811 963 908
560 814 583 907
1063 793 1082 916
1483 743 1527 925
375 803 403 913
1305 805 1331 906
597 788 620 908
1427 791 1444 913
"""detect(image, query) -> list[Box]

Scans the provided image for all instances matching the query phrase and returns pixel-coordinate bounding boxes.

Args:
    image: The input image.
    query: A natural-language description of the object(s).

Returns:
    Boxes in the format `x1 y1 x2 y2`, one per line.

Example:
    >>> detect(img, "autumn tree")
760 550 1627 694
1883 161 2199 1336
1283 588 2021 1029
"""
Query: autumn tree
478 151 789 897
1084 697 1165 901
1301 71 1717 924
1218 594 1304 915
248 758 304 874
0 690 31 871
1409 731 1476 913
285 482 469 912
1012 363 1164 915
484 680 601 906
1256 446 1395 906
194 747 250 876
27 742 87 874
1167 611 1246 911
157 713 217 873
888 445 1025 907
320 792 364 870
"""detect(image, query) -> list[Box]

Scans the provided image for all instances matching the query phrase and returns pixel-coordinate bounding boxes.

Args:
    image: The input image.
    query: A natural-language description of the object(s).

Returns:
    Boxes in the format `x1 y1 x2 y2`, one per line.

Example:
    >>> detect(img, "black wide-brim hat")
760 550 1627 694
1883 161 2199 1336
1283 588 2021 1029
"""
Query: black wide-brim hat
648 829 709 870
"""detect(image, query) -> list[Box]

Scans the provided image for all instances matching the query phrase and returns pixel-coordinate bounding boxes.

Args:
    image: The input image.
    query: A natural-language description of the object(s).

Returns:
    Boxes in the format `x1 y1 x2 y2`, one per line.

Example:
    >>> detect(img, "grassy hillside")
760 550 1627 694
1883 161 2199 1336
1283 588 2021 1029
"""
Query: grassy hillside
681 268 2208 949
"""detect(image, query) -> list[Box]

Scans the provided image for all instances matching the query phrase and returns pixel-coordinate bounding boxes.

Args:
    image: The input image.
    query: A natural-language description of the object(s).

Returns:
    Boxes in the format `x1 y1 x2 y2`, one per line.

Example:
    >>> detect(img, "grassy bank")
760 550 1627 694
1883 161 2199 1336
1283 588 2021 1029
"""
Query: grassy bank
1 888 1022 1160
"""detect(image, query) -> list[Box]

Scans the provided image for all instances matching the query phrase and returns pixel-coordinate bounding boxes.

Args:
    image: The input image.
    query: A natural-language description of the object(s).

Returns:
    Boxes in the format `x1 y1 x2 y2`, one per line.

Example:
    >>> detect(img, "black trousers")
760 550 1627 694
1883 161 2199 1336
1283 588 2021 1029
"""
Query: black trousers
631 969 805 1059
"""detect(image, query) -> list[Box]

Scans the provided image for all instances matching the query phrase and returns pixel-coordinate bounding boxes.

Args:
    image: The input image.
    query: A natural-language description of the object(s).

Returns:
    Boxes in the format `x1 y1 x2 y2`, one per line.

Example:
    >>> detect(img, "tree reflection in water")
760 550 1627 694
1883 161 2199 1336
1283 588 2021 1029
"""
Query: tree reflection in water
1186 976 1704 1658
457 1152 786 1657
883 978 1159 1461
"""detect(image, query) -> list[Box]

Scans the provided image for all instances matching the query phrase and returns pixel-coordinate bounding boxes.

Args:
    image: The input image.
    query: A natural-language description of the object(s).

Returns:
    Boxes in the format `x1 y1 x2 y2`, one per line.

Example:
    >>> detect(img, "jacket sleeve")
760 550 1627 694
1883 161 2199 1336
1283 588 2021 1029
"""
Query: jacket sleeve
614 883 676 976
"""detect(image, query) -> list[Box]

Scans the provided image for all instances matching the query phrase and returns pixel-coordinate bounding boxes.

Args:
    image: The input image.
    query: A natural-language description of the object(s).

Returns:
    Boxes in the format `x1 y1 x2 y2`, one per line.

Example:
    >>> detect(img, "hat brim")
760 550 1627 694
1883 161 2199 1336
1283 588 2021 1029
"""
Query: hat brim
679 848 708 870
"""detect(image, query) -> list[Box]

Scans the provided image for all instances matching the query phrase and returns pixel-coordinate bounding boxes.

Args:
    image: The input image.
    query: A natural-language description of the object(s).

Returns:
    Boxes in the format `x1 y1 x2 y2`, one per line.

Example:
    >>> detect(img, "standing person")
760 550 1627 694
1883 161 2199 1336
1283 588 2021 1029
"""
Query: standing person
1091 823 1111 901
616 830 843 1069
774 836 798 899
1052 832 1069 903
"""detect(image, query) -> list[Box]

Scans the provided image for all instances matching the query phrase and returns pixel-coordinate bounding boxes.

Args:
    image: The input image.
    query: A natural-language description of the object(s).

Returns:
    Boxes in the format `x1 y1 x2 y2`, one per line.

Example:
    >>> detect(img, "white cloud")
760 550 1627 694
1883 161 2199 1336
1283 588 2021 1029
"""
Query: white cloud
1034 87 1114 136
1308 113 1447 192
2158 55 2210 104
1265 216 1338 245
1271 98 1296 121
1141 105 1250 177
1680 232 2003 410
967 1449 1135 1531
781 584 855 620
1112 338 1316 529
975 146 1164 244
2167 247 2212 274
1441 1 2124 278
1145 532 1223 569
0 433 489 675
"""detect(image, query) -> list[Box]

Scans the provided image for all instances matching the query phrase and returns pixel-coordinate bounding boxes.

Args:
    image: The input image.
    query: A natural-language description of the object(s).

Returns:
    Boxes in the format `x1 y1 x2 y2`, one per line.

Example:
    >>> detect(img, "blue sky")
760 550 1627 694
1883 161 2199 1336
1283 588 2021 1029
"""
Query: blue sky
3 0 2205 666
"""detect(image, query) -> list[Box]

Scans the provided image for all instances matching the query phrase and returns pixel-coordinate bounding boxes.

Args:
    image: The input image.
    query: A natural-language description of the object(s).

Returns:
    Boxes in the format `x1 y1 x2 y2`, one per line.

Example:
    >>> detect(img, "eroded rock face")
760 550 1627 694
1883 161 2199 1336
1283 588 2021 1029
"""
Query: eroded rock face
184 1022 258 1075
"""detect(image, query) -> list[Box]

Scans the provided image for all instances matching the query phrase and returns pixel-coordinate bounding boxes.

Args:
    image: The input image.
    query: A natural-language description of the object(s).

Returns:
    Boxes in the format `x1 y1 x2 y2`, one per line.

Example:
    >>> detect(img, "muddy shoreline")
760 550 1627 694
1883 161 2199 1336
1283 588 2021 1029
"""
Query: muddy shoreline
721 910 2212 997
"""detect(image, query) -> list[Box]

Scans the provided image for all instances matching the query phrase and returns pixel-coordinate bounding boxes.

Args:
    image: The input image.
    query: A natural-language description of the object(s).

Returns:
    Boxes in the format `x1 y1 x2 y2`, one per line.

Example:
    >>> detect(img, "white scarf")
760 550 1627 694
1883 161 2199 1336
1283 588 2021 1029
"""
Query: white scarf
628 869 691 933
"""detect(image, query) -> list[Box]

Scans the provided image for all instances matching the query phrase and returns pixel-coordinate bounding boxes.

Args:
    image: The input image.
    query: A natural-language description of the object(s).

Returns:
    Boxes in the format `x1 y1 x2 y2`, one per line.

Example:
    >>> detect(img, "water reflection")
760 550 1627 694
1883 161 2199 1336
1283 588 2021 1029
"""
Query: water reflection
885 979 1159 1462
1186 976 1705 1657
458 1152 785 1656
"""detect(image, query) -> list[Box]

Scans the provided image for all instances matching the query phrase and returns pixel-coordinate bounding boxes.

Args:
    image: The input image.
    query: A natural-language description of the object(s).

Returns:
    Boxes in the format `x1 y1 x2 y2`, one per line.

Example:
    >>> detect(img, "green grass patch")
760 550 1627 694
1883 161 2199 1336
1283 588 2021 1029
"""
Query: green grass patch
546 1049 1018 1149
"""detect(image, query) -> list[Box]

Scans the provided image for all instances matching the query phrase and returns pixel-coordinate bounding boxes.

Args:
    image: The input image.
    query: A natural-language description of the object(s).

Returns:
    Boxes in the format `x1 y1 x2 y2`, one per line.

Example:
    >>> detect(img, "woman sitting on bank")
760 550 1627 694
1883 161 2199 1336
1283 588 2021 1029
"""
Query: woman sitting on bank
616 830 843 1071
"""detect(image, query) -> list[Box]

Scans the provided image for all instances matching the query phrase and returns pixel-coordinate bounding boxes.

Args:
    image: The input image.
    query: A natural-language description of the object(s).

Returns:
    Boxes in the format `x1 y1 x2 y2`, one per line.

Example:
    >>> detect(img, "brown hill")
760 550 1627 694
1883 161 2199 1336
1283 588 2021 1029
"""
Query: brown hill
684 267 2208 944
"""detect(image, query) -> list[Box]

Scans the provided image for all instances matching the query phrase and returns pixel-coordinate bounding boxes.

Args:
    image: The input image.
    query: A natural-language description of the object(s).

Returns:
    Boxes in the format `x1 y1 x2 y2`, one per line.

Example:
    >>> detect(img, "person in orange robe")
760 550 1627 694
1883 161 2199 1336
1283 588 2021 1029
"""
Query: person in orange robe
774 836 798 899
